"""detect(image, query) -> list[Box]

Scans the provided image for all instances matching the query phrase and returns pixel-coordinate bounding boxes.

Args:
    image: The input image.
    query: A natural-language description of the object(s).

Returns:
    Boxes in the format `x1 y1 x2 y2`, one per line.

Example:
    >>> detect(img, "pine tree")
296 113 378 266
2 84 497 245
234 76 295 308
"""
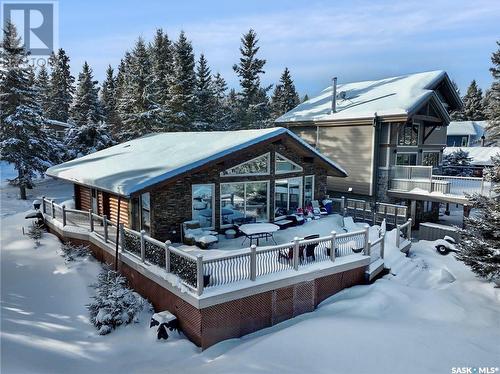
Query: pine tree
271 67 300 119
47 48 74 122
233 29 271 128
71 62 101 126
486 41 500 142
462 80 486 121
442 149 473 176
117 37 158 139
194 53 214 128
35 64 51 117
168 31 196 128
149 28 173 126
64 122 115 159
455 155 500 281
301 94 309 103
212 72 231 129
100 65 119 128
0 22 56 199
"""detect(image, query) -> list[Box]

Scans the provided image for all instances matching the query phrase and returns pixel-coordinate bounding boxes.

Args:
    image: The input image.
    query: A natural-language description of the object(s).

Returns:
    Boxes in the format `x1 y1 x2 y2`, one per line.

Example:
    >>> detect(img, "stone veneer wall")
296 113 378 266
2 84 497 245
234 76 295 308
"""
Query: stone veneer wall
147 139 329 242
376 168 391 203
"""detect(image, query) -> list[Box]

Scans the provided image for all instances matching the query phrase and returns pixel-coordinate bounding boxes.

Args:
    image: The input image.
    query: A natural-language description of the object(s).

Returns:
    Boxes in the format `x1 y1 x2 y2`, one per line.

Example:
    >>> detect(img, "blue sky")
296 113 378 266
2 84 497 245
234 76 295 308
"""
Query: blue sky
57 0 499 97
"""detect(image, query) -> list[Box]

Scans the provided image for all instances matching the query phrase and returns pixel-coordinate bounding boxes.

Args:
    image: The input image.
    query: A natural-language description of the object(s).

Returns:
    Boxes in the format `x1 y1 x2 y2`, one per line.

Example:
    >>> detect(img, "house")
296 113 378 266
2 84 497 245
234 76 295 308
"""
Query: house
46 127 347 242
446 120 491 147
43 119 72 139
275 70 475 223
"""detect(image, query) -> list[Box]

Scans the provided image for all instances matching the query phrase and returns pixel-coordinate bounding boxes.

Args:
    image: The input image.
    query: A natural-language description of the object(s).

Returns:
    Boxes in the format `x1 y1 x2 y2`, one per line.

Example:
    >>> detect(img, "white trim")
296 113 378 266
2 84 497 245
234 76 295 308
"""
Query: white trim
370 125 376 196
191 183 215 230
395 152 418 166
220 180 270 228
275 152 304 175
220 152 270 177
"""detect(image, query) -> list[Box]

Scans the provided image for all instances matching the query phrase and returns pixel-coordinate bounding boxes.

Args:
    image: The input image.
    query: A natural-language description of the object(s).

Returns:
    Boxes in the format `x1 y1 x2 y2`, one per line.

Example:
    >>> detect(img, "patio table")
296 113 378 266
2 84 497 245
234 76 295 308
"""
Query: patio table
239 223 280 246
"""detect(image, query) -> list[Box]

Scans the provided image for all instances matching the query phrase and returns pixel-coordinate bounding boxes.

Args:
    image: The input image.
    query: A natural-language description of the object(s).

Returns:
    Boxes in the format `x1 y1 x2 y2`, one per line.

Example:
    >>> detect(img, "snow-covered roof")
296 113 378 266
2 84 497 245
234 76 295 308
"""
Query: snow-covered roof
46 127 347 196
444 147 500 166
447 121 488 137
276 70 457 123
46 119 73 128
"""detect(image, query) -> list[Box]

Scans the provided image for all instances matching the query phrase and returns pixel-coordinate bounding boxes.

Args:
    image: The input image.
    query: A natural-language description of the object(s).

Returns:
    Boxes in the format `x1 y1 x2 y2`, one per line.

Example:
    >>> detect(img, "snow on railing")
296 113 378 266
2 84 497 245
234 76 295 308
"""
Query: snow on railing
41 197 376 296
396 218 412 249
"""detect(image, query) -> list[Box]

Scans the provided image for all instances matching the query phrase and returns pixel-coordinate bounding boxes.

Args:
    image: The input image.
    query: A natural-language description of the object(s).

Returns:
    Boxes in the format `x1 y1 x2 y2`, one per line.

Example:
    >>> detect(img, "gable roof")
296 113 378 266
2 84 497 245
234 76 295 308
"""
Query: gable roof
447 121 488 137
46 127 347 196
276 70 460 124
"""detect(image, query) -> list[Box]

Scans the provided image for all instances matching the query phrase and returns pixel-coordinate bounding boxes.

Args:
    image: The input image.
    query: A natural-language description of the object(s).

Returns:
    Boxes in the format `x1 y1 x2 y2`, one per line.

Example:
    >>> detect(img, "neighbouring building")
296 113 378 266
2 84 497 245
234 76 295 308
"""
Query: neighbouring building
46 127 347 242
274 70 481 224
446 120 492 147
43 119 72 139
444 146 500 176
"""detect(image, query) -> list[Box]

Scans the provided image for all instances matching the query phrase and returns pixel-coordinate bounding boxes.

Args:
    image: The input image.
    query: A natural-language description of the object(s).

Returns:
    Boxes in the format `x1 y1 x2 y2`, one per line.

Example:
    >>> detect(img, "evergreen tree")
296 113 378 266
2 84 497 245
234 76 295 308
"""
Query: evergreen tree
462 80 486 121
455 155 500 281
64 122 115 159
117 37 158 139
212 72 231 129
442 149 473 176
486 41 500 142
71 62 101 126
301 94 309 103
168 31 196 128
271 67 300 119
149 28 173 126
233 29 271 128
100 65 119 128
0 22 56 199
194 53 214 127
35 64 51 117
47 48 74 122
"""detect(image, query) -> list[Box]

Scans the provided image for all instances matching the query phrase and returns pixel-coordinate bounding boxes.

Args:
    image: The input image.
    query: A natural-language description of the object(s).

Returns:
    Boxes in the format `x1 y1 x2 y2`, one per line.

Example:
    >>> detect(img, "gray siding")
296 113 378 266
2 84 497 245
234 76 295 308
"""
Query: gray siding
316 125 374 196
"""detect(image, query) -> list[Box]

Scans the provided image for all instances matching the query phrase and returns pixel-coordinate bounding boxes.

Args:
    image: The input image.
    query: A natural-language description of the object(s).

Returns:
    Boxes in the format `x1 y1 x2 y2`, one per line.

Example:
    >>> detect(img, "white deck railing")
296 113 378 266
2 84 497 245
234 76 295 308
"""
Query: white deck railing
40 197 408 296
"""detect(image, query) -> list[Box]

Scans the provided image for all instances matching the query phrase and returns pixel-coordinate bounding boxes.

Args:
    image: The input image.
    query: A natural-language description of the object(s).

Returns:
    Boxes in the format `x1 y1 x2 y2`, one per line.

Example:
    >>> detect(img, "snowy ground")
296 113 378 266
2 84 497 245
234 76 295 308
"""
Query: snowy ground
1 173 499 373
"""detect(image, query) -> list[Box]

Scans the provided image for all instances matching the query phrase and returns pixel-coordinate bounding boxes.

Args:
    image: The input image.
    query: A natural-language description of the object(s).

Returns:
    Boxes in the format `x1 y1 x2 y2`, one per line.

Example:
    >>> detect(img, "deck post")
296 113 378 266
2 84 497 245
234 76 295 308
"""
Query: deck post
293 237 300 270
366 241 371 257
341 196 345 213
330 231 336 262
196 255 204 296
62 205 66 227
140 230 146 262
88 209 94 232
407 218 412 241
51 200 55 218
250 244 257 281
165 240 171 273
118 223 125 251
363 226 370 255
396 224 401 248
380 233 385 259
42 197 46 214
103 215 108 242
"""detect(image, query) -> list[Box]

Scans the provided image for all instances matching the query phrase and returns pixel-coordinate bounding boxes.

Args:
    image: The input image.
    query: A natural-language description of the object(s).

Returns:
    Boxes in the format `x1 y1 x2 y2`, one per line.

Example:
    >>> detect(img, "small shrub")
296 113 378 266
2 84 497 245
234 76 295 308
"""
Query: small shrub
87 269 147 335
60 242 90 261
27 222 43 247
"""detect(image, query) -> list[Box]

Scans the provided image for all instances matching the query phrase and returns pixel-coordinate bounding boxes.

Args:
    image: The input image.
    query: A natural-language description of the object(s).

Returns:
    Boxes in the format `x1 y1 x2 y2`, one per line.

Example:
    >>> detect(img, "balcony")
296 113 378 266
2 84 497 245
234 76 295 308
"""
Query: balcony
388 166 491 203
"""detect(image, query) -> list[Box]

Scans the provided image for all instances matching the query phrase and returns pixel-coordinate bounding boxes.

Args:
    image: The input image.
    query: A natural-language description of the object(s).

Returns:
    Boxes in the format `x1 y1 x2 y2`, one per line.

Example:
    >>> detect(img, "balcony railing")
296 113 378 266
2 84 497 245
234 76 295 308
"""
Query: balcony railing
389 166 490 197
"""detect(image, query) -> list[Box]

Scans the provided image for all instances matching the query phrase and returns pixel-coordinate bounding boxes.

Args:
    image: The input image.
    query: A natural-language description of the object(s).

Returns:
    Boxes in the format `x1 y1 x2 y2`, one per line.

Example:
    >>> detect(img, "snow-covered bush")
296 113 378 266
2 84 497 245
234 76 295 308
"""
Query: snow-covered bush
87 269 147 335
27 222 43 246
60 241 90 261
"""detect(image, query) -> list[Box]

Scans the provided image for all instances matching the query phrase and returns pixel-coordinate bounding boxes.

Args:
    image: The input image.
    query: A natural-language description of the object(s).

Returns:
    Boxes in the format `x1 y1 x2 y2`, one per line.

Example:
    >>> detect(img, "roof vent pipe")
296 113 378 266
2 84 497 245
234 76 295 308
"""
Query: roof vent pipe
331 77 337 114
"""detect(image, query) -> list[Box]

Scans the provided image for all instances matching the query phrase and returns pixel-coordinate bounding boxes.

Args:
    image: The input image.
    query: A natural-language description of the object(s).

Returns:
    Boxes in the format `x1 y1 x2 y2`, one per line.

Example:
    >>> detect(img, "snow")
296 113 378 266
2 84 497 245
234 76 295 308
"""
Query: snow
276 70 455 123
238 223 280 235
444 146 500 166
0 161 17 186
447 120 488 137
2 178 500 373
46 127 346 196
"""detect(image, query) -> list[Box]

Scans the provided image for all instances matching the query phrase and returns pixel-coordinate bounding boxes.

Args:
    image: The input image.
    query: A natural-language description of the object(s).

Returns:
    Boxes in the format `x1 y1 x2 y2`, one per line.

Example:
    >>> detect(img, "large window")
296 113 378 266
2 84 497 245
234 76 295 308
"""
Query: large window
396 153 417 166
275 153 303 174
304 175 314 206
192 184 215 228
422 152 440 167
140 192 150 233
275 177 302 216
221 181 269 226
398 123 419 146
221 153 270 177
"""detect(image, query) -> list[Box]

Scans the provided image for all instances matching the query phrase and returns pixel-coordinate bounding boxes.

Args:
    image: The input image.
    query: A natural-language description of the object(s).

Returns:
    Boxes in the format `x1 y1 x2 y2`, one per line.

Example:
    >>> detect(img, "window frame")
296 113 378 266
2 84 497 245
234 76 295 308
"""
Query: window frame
191 183 215 229
220 152 270 177
395 152 418 166
303 175 315 206
397 122 420 147
140 192 151 234
422 151 441 167
220 180 270 228
274 176 303 216
274 152 304 175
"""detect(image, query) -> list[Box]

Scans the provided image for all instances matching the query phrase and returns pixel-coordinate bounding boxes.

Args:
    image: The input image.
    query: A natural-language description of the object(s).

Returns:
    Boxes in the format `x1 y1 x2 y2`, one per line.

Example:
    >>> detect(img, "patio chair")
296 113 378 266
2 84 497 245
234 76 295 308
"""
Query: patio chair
278 234 319 263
